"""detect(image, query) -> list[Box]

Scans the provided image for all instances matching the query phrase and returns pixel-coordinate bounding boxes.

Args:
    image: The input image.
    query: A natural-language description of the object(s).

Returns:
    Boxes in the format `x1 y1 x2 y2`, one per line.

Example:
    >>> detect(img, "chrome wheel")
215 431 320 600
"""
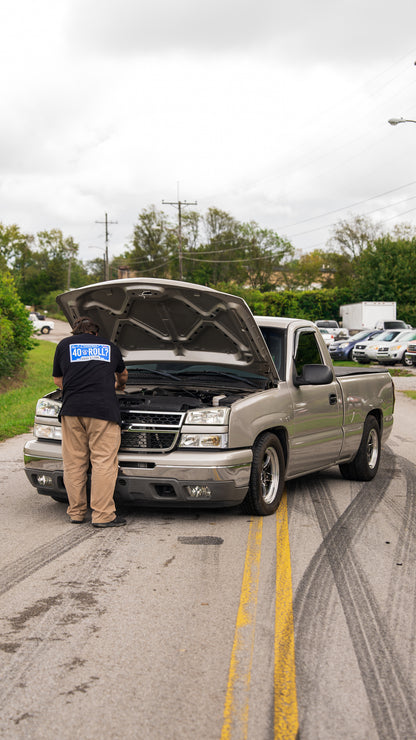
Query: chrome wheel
366 428 379 470
260 446 280 504
243 433 285 515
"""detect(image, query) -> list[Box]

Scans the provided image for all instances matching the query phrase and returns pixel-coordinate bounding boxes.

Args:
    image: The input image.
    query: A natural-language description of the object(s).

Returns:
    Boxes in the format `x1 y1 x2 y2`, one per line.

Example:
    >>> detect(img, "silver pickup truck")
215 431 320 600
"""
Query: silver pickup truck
24 278 395 516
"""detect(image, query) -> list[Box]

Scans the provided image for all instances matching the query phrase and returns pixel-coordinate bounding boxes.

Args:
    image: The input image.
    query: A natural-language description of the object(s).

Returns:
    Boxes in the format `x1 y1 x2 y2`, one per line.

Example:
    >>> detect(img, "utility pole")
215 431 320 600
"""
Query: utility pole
95 212 118 280
162 193 197 280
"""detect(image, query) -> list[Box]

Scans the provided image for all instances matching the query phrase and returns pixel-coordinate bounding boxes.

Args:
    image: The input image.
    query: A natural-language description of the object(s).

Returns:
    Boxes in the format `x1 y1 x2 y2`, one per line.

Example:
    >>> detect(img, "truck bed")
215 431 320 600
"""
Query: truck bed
333 366 388 377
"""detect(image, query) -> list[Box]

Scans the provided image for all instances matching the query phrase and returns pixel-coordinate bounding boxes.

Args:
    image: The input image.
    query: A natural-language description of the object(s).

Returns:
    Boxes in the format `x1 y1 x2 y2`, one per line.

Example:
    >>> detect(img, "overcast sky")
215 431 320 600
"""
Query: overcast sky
2 0 416 265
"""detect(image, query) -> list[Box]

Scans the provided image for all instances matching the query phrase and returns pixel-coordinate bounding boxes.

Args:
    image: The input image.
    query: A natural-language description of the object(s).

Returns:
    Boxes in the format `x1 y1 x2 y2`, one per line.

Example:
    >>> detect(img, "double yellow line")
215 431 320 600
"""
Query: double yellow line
221 492 299 739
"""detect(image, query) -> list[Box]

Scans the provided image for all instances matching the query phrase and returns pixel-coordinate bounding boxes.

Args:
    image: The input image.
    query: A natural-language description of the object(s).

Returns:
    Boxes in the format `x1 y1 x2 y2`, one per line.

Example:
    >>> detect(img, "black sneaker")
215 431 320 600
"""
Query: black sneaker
92 515 127 528
70 519 85 524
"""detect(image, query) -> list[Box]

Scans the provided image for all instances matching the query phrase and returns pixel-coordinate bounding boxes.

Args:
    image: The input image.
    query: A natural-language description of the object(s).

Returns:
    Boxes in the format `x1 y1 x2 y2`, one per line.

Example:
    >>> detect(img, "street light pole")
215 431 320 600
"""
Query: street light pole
388 117 416 126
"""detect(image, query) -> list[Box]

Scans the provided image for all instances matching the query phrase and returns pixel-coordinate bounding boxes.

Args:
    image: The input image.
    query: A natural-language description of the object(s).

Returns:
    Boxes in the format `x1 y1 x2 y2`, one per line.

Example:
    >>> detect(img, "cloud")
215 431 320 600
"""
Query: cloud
67 0 416 62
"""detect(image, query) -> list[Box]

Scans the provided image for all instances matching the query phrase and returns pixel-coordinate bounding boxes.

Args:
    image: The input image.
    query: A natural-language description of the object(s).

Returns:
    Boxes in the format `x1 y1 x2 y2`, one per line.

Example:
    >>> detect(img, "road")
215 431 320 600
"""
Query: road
1 349 415 738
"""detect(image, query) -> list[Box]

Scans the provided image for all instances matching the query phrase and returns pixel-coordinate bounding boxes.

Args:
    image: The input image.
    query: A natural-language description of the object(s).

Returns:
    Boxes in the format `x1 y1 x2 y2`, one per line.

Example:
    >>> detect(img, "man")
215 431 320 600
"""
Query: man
52 316 128 528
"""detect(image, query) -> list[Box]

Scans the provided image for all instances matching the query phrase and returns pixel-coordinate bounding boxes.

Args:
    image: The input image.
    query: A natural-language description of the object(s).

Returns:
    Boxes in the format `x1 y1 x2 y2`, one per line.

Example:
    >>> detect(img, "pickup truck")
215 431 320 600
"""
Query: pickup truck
29 313 55 334
23 278 395 516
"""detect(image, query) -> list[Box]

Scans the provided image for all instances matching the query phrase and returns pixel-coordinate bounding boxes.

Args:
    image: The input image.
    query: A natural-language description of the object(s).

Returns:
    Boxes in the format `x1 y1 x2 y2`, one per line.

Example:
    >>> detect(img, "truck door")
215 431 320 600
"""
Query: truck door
287 329 343 476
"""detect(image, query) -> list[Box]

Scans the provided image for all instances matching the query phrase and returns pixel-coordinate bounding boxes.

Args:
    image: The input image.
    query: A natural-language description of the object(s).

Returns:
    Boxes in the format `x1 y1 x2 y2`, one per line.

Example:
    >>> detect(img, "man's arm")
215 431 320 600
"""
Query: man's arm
53 376 63 390
115 368 128 391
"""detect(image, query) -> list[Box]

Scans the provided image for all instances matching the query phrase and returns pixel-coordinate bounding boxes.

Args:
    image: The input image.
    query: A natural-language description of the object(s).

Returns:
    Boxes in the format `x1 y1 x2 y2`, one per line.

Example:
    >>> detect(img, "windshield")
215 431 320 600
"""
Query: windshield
375 330 402 342
394 330 416 342
352 329 380 341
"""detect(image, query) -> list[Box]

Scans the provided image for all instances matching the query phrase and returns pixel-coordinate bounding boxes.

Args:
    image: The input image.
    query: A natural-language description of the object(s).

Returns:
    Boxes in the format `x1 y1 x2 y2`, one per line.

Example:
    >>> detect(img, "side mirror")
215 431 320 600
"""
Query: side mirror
293 364 333 387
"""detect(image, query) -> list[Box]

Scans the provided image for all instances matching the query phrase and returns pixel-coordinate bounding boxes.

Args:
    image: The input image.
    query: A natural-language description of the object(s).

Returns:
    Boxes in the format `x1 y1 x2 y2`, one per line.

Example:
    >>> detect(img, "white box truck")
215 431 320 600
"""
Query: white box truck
340 302 397 331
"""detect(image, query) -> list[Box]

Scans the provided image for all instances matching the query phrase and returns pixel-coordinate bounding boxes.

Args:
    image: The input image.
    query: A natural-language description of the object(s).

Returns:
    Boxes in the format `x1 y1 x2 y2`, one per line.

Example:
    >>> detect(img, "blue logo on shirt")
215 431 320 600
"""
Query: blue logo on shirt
70 343 111 363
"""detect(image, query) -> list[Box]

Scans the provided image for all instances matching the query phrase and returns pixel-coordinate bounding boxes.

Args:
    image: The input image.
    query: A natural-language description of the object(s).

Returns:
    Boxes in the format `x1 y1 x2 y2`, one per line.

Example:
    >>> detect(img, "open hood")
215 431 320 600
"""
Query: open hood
56 278 279 383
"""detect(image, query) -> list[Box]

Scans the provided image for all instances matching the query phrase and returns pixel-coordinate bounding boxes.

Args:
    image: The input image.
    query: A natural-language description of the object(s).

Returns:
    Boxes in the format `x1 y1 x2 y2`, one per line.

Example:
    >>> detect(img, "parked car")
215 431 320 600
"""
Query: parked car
315 320 349 339
29 313 55 334
352 330 403 364
405 340 416 366
374 319 408 331
375 329 416 365
329 329 382 362
318 327 335 346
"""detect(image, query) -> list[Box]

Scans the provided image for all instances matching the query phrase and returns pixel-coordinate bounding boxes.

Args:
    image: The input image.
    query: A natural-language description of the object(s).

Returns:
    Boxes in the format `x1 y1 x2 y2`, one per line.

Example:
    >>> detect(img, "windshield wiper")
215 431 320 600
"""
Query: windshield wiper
127 368 182 383
175 370 261 387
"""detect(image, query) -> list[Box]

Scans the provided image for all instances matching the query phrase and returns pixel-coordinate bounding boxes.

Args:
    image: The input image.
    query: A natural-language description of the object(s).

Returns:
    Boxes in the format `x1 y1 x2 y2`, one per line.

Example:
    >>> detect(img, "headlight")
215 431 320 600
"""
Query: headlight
184 407 230 424
339 342 349 349
179 433 229 449
36 398 62 418
34 423 62 440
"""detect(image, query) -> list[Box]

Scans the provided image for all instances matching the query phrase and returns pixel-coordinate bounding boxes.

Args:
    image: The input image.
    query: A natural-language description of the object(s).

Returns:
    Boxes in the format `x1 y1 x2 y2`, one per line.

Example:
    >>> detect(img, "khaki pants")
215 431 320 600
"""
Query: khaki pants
61 416 121 524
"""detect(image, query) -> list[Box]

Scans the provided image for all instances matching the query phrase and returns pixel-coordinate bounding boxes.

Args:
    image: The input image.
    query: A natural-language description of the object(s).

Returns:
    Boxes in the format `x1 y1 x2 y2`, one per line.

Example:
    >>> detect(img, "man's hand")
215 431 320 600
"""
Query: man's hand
53 376 63 390
115 368 128 391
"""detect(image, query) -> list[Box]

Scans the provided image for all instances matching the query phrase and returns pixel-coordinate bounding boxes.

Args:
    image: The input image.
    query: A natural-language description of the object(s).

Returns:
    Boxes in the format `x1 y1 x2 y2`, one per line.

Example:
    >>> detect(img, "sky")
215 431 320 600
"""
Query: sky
2 0 416 266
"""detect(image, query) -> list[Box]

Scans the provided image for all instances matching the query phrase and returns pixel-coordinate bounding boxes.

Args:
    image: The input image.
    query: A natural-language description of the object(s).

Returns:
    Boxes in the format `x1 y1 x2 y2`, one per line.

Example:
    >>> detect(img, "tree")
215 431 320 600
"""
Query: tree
283 250 327 290
327 214 382 259
355 235 416 304
237 221 294 290
0 272 33 378
123 206 173 278
18 229 82 306
182 209 294 290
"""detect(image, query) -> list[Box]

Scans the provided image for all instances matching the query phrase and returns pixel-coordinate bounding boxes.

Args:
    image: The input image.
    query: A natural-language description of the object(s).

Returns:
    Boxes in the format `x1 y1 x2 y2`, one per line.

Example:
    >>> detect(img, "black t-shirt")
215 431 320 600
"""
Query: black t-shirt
52 333 126 425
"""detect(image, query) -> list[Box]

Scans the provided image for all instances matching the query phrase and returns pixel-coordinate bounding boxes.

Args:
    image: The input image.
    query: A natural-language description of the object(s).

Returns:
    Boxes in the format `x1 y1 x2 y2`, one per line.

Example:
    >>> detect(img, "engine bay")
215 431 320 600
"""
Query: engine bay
118 386 247 412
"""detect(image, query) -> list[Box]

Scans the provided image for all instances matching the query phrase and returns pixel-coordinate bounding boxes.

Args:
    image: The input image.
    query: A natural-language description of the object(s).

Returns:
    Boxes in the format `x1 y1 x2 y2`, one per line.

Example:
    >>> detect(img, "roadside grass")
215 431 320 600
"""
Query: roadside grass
403 391 416 400
0 341 56 442
332 360 413 376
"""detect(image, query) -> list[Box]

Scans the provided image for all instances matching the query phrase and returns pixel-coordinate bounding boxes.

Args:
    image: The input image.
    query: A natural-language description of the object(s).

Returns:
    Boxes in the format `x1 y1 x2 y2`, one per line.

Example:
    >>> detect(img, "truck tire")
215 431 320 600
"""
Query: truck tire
403 354 413 366
339 416 380 481
41 326 50 334
242 432 285 516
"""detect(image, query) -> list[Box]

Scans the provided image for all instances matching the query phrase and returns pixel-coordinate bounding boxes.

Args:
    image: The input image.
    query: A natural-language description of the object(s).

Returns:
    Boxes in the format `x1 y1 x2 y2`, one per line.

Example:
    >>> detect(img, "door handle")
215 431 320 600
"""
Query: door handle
329 393 338 405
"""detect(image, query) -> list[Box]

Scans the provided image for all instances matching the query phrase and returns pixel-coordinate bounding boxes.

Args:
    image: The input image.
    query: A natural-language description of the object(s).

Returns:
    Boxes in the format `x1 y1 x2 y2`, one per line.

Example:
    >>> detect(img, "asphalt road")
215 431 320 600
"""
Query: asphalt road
1 342 416 738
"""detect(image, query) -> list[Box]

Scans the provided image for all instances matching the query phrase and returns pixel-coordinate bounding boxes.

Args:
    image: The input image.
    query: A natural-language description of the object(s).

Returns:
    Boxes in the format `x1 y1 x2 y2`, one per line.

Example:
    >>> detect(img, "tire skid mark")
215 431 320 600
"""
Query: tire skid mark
0 527 96 597
386 454 416 677
0 529 126 714
293 451 416 739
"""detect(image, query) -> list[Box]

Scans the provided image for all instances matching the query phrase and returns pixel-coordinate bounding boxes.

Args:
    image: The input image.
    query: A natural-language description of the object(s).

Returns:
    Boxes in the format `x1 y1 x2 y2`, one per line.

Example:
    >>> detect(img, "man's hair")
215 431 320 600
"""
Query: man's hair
71 316 100 335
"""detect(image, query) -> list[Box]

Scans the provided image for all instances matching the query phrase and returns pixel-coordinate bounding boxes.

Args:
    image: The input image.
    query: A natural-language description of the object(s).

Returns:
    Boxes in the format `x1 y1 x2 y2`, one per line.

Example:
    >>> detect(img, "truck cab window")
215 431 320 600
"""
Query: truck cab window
294 331 323 376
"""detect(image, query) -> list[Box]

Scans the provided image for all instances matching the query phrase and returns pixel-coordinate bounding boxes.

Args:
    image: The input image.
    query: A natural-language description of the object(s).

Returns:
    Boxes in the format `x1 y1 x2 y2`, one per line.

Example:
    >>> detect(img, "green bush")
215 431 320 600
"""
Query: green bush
0 271 34 379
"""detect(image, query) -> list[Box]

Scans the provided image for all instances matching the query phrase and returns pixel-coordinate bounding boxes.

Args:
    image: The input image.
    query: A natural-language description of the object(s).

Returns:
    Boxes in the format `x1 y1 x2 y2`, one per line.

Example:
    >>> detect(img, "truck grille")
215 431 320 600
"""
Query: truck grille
407 343 416 352
120 410 185 452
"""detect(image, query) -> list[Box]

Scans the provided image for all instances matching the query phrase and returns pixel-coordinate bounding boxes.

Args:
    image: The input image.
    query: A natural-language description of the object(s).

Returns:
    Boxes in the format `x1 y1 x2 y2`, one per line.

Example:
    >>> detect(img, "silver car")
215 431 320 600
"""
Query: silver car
352 330 403 363
375 329 416 365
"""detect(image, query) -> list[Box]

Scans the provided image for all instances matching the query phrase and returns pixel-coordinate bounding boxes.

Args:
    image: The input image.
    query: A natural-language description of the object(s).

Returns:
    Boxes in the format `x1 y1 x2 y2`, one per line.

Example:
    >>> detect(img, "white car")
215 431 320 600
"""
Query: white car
375 329 416 365
318 328 335 346
352 330 403 363
29 313 55 335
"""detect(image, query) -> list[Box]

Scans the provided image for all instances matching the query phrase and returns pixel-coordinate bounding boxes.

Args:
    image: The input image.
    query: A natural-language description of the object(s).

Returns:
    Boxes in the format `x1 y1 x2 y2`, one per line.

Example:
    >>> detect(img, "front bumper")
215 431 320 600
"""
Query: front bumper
329 350 349 361
24 439 252 508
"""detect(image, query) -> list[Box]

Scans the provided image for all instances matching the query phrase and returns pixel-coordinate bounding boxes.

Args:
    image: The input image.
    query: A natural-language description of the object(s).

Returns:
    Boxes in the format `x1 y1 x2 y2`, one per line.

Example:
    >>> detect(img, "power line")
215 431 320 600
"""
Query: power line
279 179 416 232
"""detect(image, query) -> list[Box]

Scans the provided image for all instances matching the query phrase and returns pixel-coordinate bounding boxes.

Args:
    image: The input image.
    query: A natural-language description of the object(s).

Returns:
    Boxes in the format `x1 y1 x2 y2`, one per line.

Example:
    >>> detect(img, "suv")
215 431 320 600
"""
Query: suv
352 330 403 364
405 340 416 366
